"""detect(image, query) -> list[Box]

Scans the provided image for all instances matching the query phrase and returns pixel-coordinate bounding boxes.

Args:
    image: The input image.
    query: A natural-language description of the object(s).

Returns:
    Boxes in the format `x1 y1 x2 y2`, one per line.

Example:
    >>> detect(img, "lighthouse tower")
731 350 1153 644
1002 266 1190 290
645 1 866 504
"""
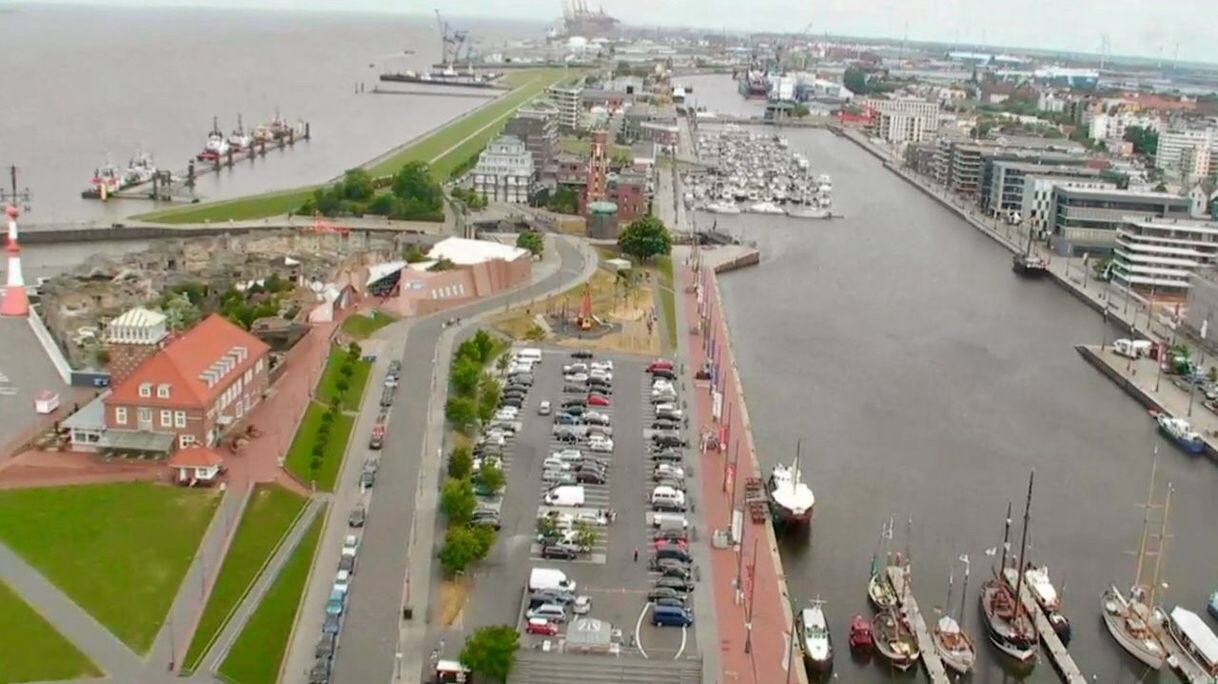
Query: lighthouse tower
1 203 29 318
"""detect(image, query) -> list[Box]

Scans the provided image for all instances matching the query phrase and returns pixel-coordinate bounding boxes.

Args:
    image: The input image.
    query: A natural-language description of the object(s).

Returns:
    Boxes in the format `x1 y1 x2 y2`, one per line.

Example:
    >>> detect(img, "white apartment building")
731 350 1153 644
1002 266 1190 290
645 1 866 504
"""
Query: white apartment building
1086 112 1163 142
1155 129 1214 182
471 135 534 203
1022 175 1117 238
859 97 940 144
547 84 583 131
1113 218 1218 293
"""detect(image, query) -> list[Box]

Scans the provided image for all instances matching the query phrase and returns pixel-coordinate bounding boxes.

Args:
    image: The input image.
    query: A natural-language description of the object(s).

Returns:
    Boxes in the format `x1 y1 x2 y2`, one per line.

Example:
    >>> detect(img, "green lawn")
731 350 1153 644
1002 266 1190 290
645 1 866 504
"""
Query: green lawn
218 508 325 684
0 483 220 653
135 68 571 224
283 403 355 492
315 348 372 413
655 255 678 352
0 579 101 682
558 138 634 165
341 310 397 340
181 484 307 673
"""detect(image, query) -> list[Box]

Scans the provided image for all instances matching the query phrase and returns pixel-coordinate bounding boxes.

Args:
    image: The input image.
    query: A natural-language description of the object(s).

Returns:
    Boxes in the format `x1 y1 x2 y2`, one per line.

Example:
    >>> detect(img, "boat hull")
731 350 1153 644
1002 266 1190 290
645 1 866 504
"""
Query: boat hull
979 581 1039 663
1158 425 1206 454
1011 258 1048 277
1101 589 1164 670
868 573 897 610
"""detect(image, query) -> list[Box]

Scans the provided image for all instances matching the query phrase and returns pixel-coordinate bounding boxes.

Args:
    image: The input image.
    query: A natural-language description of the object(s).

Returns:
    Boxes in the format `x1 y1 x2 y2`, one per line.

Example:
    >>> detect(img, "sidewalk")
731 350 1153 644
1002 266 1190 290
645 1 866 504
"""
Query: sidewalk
676 246 807 684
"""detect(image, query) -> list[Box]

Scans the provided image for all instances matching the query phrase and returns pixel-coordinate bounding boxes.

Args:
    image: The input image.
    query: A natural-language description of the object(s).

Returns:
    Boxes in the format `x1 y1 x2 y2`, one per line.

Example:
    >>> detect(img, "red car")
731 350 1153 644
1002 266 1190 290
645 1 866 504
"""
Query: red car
525 618 558 636
647 359 674 373
652 537 688 551
586 394 611 406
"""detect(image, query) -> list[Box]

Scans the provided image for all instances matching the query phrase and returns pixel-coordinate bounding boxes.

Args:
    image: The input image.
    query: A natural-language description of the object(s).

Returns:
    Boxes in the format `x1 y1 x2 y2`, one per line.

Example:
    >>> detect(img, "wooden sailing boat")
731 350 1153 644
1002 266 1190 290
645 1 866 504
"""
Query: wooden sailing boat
873 609 920 671
1102 459 1171 670
980 474 1039 663
934 554 978 674
867 518 897 610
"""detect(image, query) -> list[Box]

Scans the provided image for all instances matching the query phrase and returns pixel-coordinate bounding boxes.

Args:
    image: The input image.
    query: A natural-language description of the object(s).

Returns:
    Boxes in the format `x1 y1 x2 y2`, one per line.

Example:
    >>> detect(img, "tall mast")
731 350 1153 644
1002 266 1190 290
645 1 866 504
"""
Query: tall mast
1148 482 1173 607
793 439 802 492
998 501 1013 573
959 554 971 624
1012 471 1035 625
1133 458 1159 590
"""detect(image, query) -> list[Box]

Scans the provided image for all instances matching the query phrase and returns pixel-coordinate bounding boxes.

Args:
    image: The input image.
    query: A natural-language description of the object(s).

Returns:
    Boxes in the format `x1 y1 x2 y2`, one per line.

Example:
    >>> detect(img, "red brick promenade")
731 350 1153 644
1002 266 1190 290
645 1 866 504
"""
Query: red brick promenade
680 256 806 684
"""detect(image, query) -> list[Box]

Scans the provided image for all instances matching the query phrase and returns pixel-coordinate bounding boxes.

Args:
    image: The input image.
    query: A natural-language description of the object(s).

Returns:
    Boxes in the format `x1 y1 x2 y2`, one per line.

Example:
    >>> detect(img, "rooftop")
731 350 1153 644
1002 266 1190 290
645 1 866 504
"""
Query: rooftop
108 306 166 331
427 237 528 265
167 446 224 469
1057 186 1188 202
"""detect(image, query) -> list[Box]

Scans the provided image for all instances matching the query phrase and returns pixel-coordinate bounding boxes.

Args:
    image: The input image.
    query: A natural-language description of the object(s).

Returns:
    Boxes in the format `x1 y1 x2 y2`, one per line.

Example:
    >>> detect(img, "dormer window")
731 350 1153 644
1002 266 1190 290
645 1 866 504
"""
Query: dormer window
138 383 152 398
157 384 171 399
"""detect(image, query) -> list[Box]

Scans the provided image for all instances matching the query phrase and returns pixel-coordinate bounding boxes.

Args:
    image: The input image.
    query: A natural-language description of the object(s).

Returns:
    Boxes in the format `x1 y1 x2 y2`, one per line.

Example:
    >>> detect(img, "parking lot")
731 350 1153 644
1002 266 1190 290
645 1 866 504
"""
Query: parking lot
457 345 701 666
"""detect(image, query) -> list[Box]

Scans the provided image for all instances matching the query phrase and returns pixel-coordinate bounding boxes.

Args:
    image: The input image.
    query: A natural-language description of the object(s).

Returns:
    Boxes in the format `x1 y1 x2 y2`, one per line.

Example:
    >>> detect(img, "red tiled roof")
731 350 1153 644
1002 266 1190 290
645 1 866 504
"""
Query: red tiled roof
167 446 224 468
107 315 270 409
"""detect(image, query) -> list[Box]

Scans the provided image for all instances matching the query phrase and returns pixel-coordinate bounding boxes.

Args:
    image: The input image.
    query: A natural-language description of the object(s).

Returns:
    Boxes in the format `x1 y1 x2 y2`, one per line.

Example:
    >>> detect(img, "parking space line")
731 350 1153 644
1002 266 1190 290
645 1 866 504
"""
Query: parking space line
634 603 651 659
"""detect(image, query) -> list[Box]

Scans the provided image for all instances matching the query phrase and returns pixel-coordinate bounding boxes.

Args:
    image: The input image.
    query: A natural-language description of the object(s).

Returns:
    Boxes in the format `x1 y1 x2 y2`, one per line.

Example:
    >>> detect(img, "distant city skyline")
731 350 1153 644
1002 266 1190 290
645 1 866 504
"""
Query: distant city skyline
16 0 1218 63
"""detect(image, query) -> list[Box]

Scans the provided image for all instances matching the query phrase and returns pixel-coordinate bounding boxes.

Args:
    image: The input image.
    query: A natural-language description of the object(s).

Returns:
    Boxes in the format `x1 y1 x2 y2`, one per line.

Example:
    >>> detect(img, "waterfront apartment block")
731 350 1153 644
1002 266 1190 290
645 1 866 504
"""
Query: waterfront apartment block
472 135 535 203
504 101 558 182
858 97 939 144
985 159 1098 214
1049 186 1192 256
1155 129 1214 182
1113 218 1218 294
1022 175 1117 238
547 84 584 131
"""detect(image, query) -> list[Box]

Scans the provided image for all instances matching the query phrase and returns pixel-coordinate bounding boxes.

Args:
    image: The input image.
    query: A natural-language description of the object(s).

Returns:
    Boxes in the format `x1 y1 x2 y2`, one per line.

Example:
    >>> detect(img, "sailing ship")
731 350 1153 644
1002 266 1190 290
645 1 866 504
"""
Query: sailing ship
979 476 1039 664
867 519 898 610
767 441 815 526
1102 461 1171 670
933 555 977 674
1024 564 1073 644
1156 414 1206 454
872 610 919 671
1012 219 1048 277
797 599 832 671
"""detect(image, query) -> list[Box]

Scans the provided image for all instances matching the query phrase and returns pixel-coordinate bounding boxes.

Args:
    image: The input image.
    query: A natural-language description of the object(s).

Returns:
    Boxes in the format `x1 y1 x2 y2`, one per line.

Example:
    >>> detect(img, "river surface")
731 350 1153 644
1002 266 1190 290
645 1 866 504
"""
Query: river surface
698 79 1218 682
0 5 540 225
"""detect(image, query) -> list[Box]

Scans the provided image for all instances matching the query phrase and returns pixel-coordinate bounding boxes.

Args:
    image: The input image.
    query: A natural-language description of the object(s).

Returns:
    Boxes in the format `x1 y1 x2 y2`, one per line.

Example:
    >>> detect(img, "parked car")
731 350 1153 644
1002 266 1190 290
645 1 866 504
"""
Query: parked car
587 385 613 397
322 613 341 636
651 368 676 380
333 569 352 594
583 411 611 426
359 470 376 489
651 431 686 447
528 589 575 607
368 425 384 449
543 469 577 485
338 555 356 574
653 596 688 609
591 360 614 371
654 463 686 480
587 376 612 388
470 512 502 530
570 349 594 359
655 563 692 581
309 658 332 684
561 398 587 409
652 448 684 463
379 391 394 408
555 431 580 444
499 397 523 409
553 413 581 426
654 576 694 593
508 373 534 386
573 596 592 615
650 393 678 405
526 604 568 623
525 617 560 636
314 634 337 660
341 534 360 557
647 359 675 373
564 372 589 384
647 586 687 602
538 400 552 415
551 448 583 461
541 545 579 560
576 469 606 484
651 418 681 430
563 363 589 374
587 394 611 406
589 369 613 382
325 588 346 616
588 436 614 453
348 505 366 528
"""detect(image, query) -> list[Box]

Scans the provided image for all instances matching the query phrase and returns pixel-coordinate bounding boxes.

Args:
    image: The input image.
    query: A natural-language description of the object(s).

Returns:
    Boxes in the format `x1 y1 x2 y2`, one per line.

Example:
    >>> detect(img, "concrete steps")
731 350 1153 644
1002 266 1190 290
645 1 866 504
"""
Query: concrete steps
510 651 702 684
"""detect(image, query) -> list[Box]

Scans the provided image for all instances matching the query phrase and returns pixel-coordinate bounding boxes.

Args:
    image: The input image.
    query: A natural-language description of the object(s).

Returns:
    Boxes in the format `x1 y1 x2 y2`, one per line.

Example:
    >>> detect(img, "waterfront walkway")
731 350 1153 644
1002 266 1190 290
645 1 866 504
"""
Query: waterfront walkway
677 246 807 684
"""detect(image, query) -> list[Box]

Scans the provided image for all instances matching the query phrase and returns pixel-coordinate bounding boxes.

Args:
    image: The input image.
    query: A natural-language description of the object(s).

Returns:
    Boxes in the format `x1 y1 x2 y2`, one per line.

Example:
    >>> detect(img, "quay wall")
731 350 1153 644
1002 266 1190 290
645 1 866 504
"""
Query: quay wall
20 220 443 246
710 250 761 274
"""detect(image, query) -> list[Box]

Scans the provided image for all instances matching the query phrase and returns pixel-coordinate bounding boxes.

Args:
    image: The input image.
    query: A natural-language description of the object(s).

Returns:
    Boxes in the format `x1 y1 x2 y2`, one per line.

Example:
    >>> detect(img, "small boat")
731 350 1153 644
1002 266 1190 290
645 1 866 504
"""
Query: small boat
1024 564 1072 644
198 116 230 161
872 610 919 671
767 442 814 526
933 556 977 674
704 201 741 215
868 520 898 610
1012 253 1049 276
121 153 157 187
85 162 122 199
228 114 252 150
798 601 832 671
1167 605 1218 677
848 614 874 654
748 201 785 215
1156 414 1206 454
786 203 832 219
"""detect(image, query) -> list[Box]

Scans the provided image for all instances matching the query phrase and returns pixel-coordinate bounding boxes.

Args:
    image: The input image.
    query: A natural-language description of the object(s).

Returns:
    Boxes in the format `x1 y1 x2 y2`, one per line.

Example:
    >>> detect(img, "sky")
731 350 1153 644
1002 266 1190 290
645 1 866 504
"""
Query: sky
15 0 1218 63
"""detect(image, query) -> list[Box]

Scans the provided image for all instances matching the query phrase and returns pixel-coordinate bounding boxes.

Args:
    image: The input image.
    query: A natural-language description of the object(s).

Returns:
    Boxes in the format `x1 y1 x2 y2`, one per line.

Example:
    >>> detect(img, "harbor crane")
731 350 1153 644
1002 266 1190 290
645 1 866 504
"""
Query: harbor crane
434 9 470 71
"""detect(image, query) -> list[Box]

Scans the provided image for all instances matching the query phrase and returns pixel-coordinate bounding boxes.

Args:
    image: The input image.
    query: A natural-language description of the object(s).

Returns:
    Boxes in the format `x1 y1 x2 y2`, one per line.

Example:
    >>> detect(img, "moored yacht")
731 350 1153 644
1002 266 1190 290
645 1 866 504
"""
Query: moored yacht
872 610 919 671
704 200 741 215
1156 414 1206 454
798 601 832 671
1024 564 1072 644
767 444 814 526
748 201 785 215
980 477 1039 665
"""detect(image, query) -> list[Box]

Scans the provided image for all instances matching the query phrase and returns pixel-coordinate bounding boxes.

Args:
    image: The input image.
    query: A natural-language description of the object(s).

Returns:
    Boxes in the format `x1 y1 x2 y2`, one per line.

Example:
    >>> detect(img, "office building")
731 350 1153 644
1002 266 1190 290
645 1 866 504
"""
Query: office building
1049 187 1192 256
547 84 584 131
471 135 535 203
504 101 558 181
1022 175 1117 238
1155 129 1214 182
1113 218 1218 294
858 97 940 144
986 159 1098 215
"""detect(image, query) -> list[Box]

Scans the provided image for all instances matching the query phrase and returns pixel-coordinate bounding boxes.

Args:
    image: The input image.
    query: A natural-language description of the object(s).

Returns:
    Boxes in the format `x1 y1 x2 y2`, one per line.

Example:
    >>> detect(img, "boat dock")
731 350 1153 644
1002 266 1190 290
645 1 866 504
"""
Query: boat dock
1002 568 1087 683
1152 618 1215 683
886 566 951 684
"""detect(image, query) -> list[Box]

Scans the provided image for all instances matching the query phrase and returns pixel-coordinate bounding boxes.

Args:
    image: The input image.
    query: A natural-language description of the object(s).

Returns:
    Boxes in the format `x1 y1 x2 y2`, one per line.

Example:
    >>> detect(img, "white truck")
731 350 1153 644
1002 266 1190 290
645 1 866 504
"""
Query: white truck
544 485 585 507
1113 338 1152 360
529 567 577 593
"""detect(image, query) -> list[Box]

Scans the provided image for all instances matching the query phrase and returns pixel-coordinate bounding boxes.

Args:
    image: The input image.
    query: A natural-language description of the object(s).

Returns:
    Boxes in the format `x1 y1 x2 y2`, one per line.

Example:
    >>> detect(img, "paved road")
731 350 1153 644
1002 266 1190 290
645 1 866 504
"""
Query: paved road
309 236 594 684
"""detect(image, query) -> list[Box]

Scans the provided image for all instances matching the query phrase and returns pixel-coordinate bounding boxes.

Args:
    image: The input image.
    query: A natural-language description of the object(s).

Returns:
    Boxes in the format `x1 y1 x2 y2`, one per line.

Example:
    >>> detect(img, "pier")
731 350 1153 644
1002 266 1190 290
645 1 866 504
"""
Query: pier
1001 568 1087 683
1152 618 1214 684
886 566 951 684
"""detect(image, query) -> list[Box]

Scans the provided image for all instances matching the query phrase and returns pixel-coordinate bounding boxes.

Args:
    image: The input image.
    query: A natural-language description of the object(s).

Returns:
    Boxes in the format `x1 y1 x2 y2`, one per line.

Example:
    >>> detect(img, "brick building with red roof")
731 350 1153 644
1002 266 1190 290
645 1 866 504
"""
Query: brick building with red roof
101 314 270 453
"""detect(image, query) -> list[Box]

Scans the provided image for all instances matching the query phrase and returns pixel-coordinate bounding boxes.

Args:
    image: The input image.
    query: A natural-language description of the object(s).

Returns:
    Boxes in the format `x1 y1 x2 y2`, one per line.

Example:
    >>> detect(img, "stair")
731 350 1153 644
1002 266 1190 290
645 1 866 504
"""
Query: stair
510 651 702 684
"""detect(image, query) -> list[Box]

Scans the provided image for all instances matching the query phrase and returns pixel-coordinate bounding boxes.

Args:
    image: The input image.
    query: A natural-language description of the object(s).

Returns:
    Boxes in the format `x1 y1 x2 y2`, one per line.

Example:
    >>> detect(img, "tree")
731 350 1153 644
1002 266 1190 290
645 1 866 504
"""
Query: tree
429 257 456 272
460 625 520 683
445 396 479 433
536 515 560 542
791 103 810 118
440 477 477 524
448 445 473 480
1124 126 1160 156
547 186 580 215
573 520 597 552
516 230 544 256
340 168 375 202
477 461 505 496
392 161 443 209
477 374 501 425
844 66 870 95
160 292 201 331
403 245 428 263
618 215 672 261
439 525 483 576
471 330 497 364
451 357 483 397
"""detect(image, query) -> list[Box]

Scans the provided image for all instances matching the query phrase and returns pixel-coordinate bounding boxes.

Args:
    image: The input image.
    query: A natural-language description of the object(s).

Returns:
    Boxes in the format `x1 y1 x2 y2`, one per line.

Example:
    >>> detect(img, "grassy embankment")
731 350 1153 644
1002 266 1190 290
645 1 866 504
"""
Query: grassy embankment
218 508 325 684
133 68 571 225
0 579 101 682
0 483 220 653
180 485 307 673
283 346 370 490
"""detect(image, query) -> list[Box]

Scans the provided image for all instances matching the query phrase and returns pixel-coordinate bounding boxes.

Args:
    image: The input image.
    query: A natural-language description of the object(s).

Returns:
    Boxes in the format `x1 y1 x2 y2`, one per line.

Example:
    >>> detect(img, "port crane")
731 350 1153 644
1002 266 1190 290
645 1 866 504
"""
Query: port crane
434 9 471 71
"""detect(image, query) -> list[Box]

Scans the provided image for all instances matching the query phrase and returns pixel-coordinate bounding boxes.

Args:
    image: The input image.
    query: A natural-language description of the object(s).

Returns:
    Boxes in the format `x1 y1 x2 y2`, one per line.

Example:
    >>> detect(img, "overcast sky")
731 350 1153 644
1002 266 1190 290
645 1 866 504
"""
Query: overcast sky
22 0 1218 63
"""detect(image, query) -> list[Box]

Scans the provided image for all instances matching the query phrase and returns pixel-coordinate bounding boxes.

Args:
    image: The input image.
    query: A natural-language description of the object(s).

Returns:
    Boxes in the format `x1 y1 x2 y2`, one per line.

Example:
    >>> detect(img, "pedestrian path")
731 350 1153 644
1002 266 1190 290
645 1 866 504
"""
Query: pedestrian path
0 540 143 680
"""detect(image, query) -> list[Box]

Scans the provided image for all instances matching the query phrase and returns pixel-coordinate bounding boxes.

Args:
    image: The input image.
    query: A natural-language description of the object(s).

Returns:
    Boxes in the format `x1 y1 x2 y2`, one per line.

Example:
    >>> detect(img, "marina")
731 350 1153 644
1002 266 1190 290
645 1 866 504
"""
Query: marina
885 565 951 683
1003 567 1087 683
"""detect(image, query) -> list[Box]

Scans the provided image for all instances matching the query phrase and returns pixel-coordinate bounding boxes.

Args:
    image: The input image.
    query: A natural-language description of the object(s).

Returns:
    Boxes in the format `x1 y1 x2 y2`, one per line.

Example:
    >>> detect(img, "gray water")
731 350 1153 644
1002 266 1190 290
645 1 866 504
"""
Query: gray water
704 100 1218 681
0 5 541 225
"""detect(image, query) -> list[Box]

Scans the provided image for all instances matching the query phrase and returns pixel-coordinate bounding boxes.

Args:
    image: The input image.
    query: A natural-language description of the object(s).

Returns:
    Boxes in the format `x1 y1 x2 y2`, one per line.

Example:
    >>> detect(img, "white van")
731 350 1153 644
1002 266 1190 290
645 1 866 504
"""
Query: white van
515 348 543 365
651 486 686 511
544 485 585 507
529 567 577 593
1113 338 1152 360
652 512 688 533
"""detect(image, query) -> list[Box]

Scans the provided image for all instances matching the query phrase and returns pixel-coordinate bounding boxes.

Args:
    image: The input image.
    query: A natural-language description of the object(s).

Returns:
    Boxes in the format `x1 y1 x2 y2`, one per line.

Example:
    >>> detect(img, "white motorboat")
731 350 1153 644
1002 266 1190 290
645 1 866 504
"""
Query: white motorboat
798 602 832 671
768 441 814 526
704 201 741 215
121 153 157 187
787 203 832 219
1166 606 1218 677
748 201 785 215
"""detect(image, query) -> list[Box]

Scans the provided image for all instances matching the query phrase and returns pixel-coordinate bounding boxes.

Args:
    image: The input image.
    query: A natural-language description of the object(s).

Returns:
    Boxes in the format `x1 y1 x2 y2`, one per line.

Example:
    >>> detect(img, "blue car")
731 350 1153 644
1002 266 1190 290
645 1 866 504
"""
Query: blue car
325 589 346 616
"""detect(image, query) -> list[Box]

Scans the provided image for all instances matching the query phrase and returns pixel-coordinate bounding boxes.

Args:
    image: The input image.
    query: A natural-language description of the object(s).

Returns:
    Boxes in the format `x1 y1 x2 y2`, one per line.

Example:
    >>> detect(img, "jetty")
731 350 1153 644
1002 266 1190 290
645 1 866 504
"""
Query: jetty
886 566 951 684
1002 568 1087 683
1152 618 1214 684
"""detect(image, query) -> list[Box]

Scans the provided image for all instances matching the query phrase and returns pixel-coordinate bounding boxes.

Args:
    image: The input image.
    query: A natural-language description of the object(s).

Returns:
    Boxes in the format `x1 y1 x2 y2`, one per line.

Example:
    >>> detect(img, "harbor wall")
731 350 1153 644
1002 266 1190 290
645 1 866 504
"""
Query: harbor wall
20 219 444 246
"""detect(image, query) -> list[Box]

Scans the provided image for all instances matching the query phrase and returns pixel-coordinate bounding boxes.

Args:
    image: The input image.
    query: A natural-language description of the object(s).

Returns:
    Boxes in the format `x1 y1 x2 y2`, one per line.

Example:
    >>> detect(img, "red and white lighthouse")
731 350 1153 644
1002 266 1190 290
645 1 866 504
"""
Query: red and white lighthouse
1 203 29 318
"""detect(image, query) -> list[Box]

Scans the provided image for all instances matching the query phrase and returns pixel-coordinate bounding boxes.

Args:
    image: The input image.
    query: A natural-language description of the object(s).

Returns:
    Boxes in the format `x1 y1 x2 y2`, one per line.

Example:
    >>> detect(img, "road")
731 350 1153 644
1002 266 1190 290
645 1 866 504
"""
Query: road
294 236 594 684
